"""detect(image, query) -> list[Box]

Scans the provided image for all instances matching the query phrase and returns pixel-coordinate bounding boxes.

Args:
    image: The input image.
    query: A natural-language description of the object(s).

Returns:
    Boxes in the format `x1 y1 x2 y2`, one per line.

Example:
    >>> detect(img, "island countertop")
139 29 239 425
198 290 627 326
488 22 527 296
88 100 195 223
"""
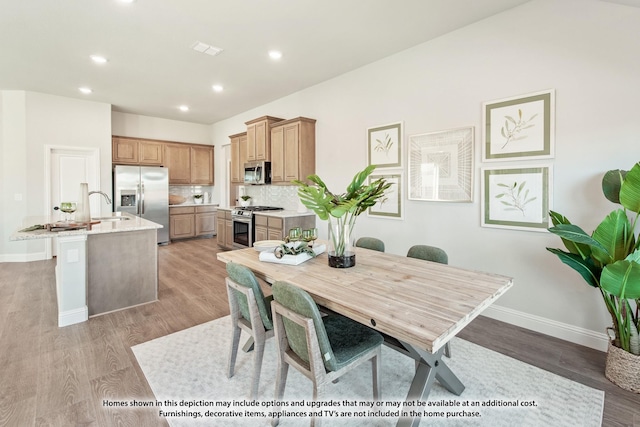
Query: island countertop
10 212 162 241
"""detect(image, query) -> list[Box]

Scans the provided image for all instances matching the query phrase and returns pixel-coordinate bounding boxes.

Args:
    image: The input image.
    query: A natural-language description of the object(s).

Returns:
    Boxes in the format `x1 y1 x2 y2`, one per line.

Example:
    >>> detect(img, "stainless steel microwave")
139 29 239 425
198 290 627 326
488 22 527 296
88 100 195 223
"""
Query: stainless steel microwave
244 161 271 185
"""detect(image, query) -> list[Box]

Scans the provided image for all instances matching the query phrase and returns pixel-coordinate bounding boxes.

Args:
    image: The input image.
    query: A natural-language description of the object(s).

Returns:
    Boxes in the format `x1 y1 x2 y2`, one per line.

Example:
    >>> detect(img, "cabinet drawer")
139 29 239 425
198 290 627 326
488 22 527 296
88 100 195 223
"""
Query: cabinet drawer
217 210 231 220
196 206 217 213
267 217 283 229
170 206 195 215
255 215 268 227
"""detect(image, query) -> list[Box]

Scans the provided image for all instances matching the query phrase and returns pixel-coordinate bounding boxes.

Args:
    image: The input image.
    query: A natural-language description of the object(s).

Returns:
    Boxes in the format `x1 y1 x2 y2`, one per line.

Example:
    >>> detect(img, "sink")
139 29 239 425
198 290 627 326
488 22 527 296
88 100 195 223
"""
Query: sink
92 216 131 222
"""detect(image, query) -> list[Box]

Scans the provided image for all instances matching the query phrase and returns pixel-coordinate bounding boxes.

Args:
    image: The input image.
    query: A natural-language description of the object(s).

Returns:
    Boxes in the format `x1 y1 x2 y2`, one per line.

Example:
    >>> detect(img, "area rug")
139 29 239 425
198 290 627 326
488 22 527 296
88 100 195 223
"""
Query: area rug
132 316 604 426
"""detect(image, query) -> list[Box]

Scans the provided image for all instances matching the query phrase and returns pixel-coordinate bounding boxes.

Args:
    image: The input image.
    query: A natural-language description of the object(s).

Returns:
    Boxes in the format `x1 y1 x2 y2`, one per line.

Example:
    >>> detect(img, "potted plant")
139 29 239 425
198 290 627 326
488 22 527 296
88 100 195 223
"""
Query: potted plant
547 162 640 393
294 165 391 268
193 194 203 204
240 195 252 207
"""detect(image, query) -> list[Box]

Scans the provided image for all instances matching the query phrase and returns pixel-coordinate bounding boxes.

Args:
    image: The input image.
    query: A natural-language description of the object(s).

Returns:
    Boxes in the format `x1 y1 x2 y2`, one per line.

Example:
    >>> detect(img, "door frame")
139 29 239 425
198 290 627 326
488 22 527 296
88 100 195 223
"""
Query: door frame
44 145 101 259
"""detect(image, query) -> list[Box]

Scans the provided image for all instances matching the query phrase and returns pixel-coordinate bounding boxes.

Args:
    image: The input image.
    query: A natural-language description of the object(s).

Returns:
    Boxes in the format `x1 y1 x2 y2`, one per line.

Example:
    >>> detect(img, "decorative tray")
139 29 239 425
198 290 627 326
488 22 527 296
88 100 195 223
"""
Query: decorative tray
258 244 326 265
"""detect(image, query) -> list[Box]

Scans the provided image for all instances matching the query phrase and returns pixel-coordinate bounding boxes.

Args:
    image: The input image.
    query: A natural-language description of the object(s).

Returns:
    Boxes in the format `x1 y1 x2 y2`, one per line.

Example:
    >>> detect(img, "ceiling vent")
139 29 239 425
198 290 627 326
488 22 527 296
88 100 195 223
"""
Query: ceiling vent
191 41 224 57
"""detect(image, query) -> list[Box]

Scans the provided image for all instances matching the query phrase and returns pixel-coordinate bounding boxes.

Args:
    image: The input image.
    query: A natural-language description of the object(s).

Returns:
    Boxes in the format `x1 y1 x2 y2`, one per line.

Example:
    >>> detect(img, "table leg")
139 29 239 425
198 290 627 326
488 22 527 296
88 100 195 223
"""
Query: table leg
396 341 465 427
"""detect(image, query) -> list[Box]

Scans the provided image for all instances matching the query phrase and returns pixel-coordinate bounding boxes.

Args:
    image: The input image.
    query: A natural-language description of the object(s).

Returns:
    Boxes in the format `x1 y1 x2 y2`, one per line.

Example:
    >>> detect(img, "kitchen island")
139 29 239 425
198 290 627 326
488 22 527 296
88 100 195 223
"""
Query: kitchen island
10 213 162 327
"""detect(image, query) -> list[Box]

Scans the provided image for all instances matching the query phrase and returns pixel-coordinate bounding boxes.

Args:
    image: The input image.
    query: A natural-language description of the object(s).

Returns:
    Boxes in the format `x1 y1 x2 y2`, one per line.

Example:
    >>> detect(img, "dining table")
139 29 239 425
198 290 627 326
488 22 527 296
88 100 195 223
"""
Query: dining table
217 244 513 427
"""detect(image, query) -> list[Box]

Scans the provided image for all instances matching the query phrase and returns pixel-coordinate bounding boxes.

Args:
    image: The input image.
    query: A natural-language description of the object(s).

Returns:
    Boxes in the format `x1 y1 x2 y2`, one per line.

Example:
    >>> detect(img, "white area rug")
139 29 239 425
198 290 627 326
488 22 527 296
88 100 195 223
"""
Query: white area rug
132 316 604 426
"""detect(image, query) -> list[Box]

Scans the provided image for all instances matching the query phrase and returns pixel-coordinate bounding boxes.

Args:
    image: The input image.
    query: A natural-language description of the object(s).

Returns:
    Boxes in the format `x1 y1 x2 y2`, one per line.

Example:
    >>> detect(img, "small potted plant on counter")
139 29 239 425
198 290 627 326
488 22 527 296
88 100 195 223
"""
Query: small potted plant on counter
193 194 203 204
294 165 391 268
240 195 252 207
547 162 640 393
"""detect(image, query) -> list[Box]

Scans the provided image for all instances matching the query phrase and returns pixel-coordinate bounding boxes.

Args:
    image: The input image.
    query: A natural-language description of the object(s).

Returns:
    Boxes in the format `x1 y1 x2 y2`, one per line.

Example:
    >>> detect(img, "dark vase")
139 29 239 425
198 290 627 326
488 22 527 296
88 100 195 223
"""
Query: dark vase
328 252 356 268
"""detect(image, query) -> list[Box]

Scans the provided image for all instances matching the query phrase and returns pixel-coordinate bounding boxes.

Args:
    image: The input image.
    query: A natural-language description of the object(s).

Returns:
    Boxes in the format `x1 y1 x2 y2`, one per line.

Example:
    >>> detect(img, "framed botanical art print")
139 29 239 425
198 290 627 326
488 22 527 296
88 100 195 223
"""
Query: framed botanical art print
408 126 474 202
367 172 403 220
367 122 402 168
481 164 552 232
482 89 555 161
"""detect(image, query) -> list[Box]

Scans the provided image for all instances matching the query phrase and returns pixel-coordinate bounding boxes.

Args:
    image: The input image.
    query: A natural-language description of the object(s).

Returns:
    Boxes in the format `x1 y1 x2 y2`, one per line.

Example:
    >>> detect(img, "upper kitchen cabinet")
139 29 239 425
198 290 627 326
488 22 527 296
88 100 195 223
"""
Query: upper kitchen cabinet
164 143 214 185
245 116 284 162
229 131 247 184
190 145 214 184
112 136 164 166
270 117 316 184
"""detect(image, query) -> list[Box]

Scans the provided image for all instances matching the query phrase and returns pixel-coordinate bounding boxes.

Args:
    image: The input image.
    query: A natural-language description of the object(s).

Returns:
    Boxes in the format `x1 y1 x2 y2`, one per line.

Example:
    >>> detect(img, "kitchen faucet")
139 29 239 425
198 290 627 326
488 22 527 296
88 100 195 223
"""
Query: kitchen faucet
89 191 112 204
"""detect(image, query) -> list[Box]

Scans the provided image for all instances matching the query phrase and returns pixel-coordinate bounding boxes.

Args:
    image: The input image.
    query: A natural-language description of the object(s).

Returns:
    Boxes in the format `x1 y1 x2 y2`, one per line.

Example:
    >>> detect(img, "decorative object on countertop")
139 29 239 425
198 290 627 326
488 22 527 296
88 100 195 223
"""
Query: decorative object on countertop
169 194 187 205
294 165 391 268
204 191 212 204
59 202 77 223
547 161 640 393
240 195 252 207
259 243 326 265
76 183 91 222
194 194 203 204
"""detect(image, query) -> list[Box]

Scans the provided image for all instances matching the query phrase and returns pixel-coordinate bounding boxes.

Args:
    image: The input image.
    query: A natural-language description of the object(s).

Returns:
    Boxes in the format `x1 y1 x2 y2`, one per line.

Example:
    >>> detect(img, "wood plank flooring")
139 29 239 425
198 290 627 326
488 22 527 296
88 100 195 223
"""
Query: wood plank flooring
0 237 638 426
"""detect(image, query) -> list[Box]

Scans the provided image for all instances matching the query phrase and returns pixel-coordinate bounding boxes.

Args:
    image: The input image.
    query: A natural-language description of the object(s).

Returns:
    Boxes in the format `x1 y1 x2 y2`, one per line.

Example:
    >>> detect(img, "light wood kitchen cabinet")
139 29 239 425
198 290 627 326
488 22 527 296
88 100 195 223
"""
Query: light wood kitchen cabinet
195 206 217 236
169 206 196 239
112 136 164 166
216 209 234 249
245 116 284 162
191 145 214 184
254 213 316 241
229 132 247 184
270 117 316 184
164 144 192 184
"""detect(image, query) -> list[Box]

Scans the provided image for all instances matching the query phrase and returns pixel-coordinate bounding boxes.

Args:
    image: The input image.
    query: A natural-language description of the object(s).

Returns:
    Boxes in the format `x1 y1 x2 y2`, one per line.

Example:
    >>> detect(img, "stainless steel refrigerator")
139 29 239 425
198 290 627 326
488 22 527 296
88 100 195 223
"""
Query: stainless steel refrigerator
113 165 169 244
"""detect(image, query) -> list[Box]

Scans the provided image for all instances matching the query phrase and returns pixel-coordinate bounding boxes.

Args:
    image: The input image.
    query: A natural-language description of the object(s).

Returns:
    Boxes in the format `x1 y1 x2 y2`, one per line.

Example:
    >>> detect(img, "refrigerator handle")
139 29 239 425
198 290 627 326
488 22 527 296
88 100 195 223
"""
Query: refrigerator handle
141 182 145 215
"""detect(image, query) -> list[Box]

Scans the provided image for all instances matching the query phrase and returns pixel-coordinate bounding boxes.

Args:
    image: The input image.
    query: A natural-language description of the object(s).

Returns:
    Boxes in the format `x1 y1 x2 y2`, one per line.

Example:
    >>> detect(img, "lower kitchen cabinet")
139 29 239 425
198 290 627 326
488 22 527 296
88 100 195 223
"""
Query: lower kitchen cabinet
216 209 234 249
254 213 316 241
170 205 217 240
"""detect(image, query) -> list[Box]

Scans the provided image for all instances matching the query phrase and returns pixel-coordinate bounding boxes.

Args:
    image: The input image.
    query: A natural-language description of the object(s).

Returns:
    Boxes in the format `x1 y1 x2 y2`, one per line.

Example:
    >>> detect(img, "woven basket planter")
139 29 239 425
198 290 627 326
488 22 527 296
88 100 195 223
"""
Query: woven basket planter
605 341 640 393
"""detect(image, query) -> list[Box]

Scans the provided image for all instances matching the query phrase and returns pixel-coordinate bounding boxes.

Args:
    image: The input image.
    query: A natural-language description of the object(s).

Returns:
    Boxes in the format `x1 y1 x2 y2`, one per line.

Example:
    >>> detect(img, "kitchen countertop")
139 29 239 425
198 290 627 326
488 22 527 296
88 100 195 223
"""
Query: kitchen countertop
10 212 162 241
254 210 315 218
169 203 219 207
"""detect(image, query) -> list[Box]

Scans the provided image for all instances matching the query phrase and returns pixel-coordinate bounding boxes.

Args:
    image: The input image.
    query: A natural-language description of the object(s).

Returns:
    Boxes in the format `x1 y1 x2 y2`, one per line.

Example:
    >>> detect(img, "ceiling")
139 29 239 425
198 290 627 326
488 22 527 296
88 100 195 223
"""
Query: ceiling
0 0 532 125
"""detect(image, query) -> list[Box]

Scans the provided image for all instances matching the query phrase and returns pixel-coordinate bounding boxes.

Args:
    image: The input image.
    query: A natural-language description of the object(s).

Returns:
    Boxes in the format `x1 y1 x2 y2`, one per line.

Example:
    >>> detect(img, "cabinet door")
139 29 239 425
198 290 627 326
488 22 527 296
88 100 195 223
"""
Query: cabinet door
224 219 234 247
190 146 214 184
239 134 247 173
254 120 269 160
284 123 300 181
230 136 241 183
271 126 285 182
216 215 227 247
196 213 216 236
170 214 195 239
139 141 164 165
268 229 283 241
165 144 191 184
246 124 256 162
254 226 268 242
112 137 139 164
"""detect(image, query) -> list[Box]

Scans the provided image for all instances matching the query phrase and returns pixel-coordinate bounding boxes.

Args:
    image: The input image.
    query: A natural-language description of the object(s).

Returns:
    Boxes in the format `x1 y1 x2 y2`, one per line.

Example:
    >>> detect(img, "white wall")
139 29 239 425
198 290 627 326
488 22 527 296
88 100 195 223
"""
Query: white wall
0 91 112 261
112 111 211 145
211 0 640 349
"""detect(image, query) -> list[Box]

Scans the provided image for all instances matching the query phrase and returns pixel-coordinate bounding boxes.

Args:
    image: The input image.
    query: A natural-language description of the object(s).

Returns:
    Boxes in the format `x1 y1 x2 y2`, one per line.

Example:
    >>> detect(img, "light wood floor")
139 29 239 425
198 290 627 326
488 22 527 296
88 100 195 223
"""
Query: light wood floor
0 237 638 426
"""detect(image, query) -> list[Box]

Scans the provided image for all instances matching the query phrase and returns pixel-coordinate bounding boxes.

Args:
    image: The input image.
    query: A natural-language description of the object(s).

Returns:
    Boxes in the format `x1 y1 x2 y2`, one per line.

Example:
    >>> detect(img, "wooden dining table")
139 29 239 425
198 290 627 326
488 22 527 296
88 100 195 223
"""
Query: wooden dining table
217 244 513 427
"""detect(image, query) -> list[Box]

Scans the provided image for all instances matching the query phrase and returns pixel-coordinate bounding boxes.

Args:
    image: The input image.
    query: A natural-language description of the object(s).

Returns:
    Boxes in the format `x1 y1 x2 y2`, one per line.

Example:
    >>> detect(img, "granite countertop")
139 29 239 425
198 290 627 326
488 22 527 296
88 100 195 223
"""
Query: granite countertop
254 210 316 218
170 203 219 208
10 212 162 241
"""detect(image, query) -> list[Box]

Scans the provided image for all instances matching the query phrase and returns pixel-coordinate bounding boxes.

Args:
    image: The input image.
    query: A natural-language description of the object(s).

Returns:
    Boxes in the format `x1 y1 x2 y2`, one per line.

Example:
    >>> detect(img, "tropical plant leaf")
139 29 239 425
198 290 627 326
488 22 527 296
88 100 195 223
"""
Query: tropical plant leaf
545 248 601 288
548 223 608 254
620 162 640 213
591 209 632 264
601 258 640 299
602 169 626 204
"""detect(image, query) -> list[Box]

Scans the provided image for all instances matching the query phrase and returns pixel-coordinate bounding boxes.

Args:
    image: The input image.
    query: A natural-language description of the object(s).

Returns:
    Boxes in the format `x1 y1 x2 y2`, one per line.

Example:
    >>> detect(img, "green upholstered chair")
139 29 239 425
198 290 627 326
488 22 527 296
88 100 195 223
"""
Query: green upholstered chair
406 244 451 357
270 281 383 427
225 262 275 399
355 236 385 252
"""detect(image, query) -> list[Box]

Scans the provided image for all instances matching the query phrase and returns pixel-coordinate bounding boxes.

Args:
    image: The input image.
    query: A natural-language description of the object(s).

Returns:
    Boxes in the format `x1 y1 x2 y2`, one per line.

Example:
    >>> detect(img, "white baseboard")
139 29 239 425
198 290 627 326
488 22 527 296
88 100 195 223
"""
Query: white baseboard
483 304 609 352
0 251 48 263
58 306 88 327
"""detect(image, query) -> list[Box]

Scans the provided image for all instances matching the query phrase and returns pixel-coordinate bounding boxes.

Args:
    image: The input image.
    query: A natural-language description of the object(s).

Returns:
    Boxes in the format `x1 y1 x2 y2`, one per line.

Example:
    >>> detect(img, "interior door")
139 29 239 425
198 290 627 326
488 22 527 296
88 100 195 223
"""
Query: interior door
48 147 100 257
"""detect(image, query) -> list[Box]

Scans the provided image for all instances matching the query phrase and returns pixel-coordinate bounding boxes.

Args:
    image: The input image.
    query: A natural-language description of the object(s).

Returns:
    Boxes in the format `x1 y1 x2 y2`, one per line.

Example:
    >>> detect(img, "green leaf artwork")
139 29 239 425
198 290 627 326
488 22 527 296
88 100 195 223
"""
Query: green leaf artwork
500 109 538 149
495 180 537 216
374 133 394 157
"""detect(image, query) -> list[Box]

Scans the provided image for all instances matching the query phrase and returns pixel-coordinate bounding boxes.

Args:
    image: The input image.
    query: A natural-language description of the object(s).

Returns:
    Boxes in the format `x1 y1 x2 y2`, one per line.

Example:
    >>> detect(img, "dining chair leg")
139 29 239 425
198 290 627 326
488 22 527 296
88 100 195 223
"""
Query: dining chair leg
250 335 265 399
444 342 451 358
271 362 289 426
372 350 381 400
227 323 241 378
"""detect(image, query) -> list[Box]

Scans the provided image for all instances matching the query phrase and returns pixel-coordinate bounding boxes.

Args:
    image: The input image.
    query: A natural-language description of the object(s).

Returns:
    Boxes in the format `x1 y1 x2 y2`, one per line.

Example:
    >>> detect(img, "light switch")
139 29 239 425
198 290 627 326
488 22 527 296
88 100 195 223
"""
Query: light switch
67 249 79 263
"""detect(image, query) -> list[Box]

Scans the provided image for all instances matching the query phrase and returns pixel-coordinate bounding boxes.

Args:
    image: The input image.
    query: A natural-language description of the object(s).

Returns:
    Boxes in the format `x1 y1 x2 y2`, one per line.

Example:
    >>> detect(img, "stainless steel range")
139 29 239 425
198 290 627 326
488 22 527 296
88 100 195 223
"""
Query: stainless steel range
231 206 283 248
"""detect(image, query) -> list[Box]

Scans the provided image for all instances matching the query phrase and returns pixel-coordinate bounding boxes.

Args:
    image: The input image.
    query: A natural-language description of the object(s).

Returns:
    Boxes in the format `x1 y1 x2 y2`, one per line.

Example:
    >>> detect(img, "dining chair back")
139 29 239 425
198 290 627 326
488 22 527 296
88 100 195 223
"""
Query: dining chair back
270 281 383 427
355 236 385 252
225 262 274 399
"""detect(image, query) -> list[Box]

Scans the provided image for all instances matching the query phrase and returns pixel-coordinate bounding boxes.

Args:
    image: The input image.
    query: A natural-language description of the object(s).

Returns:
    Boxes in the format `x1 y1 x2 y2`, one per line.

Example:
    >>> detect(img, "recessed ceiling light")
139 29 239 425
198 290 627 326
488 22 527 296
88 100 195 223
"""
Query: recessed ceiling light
118 0 135 4
212 85 224 92
90 55 108 64
79 87 92 94
179 105 189 112
268 50 282 60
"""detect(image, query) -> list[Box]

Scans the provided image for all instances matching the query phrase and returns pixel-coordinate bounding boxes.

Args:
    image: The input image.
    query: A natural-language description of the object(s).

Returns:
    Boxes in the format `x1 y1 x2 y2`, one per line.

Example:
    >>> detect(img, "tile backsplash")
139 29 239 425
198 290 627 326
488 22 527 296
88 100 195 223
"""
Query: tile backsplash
170 185 214 204
239 185 305 211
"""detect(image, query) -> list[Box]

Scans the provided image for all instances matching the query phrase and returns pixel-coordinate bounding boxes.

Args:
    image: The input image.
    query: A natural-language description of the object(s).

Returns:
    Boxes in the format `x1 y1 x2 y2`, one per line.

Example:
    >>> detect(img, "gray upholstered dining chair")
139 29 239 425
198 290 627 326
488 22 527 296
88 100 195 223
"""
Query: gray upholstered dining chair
406 244 451 357
225 262 275 399
355 236 385 252
270 281 383 427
